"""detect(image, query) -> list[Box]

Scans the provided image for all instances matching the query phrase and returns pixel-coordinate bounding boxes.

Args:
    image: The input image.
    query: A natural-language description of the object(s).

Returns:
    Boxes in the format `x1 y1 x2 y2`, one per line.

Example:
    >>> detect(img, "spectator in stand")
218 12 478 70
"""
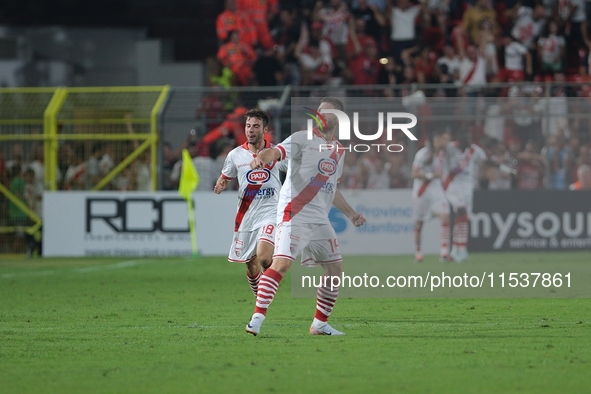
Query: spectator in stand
569 164 591 189
388 149 409 188
543 130 570 189
348 38 381 85
85 142 103 190
364 156 392 189
516 140 546 189
504 35 533 82
573 144 591 175
554 0 591 69
422 12 446 53
533 74 569 138
64 150 87 191
272 8 301 84
457 29 488 91
506 3 546 50
435 42 461 84
347 17 375 60
254 46 285 86
28 146 61 192
134 152 152 191
414 46 438 83
195 77 228 132
315 0 353 65
377 56 400 88
295 23 334 86
217 0 257 47
351 0 387 47
462 0 498 46
203 106 273 147
5 143 25 175
387 0 426 65
237 0 277 49
487 141 515 190
341 152 362 189
217 30 258 86
537 20 566 75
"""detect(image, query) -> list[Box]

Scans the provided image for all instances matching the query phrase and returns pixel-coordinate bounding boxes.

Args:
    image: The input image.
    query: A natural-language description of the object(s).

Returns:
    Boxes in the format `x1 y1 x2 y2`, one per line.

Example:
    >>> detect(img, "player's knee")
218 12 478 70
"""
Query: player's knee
259 256 272 269
271 258 291 276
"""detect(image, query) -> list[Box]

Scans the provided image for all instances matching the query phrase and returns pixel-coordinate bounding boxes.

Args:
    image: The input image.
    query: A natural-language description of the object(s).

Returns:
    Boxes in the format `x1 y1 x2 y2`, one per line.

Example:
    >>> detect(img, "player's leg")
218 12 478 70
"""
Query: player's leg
413 195 429 262
246 222 302 336
244 223 277 297
304 224 345 336
451 206 469 261
446 191 466 261
431 191 451 261
245 258 261 297
228 231 260 296
256 223 276 271
414 220 424 262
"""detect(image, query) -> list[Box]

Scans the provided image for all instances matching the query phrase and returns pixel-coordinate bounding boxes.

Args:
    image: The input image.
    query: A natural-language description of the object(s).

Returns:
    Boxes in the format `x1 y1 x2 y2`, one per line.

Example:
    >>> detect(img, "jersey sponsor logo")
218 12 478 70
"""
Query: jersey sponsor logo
318 158 337 176
246 169 271 185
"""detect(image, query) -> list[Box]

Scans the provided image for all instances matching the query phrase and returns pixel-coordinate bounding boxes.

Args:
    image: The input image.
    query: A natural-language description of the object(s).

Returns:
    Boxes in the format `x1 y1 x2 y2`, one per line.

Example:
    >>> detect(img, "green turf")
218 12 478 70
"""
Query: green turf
1 254 590 393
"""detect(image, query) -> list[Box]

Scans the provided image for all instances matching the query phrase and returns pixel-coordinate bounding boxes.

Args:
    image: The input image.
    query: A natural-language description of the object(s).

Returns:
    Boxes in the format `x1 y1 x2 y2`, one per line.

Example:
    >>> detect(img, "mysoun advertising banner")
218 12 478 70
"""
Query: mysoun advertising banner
470 190 591 252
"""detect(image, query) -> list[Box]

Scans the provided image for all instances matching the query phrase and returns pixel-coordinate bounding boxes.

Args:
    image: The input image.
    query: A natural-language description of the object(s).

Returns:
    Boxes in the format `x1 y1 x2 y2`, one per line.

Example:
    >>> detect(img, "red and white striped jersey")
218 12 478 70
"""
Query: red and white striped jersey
412 146 445 198
221 141 286 232
444 142 487 191
275 129 345 224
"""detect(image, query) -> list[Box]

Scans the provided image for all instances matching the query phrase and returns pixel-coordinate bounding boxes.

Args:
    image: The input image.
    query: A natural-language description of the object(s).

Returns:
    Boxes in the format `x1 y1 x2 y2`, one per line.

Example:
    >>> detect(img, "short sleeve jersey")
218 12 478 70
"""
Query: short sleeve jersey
275 129 345 224
412 146 446 197
221 141 286 232
444 142 487 191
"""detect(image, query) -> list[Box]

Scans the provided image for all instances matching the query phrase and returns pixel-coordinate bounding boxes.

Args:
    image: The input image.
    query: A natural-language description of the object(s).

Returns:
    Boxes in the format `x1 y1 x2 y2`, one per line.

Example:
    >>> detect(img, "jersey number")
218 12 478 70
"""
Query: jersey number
328 238 339 253
264 225 275 235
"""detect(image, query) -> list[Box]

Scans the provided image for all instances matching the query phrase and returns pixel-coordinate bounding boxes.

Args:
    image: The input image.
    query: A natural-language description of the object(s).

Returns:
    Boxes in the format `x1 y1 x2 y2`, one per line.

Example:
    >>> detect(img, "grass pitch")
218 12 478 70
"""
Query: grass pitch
1 254 590 393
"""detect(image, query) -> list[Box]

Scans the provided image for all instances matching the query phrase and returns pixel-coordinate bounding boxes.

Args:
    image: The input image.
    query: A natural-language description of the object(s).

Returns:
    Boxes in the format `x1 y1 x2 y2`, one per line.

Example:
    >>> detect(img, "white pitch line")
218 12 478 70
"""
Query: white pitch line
1 259 154 279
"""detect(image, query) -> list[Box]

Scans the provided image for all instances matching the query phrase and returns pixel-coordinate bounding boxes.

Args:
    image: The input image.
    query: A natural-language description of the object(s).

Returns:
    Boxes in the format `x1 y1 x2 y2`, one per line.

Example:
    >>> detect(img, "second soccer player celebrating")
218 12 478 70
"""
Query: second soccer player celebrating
245 97 366 336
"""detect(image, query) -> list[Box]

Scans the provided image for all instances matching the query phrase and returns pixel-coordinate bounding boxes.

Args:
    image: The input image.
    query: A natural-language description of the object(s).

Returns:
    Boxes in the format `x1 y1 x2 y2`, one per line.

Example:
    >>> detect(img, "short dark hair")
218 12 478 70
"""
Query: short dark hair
319 97 344 112
244 108 270 128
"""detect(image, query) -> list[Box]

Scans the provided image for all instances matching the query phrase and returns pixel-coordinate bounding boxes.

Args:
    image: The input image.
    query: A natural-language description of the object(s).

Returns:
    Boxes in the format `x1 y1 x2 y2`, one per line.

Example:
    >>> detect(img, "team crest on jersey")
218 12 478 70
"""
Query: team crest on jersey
318 158 337 176
235 248 242 257
290 244 297 254
246 169 271 185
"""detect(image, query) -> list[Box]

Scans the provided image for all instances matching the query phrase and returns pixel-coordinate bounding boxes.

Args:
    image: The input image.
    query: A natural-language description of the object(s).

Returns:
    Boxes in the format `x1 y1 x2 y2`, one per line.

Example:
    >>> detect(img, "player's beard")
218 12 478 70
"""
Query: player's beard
249 133 263 147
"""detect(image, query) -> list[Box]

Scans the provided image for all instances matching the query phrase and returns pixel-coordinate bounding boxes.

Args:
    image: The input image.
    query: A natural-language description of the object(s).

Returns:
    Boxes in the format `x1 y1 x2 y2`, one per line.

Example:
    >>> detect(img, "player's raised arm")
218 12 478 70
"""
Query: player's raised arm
333 189 366 227
250 147 281 169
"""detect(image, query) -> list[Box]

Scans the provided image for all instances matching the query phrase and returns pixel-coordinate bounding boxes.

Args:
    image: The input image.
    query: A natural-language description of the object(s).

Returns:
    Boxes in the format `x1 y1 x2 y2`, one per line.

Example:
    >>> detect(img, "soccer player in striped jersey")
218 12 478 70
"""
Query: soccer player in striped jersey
443 131 487 262
214 109 286 297
244 97 366 337
411 128 452 263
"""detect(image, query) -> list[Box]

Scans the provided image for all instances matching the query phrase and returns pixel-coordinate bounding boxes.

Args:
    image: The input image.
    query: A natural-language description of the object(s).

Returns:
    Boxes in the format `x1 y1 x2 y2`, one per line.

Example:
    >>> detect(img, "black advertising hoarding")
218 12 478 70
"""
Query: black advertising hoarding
470 190 591 252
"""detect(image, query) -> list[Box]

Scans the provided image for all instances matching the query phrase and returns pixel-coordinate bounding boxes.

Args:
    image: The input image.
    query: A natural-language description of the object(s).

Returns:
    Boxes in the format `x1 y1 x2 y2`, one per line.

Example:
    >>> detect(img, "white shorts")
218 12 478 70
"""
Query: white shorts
273 221 343 267
414 186 450 222
228 222 276 263
445 184 473 215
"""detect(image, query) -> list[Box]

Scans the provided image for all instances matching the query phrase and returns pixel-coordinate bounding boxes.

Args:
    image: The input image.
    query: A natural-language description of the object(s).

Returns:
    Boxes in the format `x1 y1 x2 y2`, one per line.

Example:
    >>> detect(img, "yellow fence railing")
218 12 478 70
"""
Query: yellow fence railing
0 86 169 254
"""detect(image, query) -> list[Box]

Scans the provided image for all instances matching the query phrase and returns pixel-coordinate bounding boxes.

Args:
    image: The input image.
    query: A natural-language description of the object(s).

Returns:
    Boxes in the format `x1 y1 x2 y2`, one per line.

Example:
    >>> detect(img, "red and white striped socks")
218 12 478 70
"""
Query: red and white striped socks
453 214 469 252
414 225 422 255
314 278 339 322
247 270 262 296
440 223 450 256
254 268 283 315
